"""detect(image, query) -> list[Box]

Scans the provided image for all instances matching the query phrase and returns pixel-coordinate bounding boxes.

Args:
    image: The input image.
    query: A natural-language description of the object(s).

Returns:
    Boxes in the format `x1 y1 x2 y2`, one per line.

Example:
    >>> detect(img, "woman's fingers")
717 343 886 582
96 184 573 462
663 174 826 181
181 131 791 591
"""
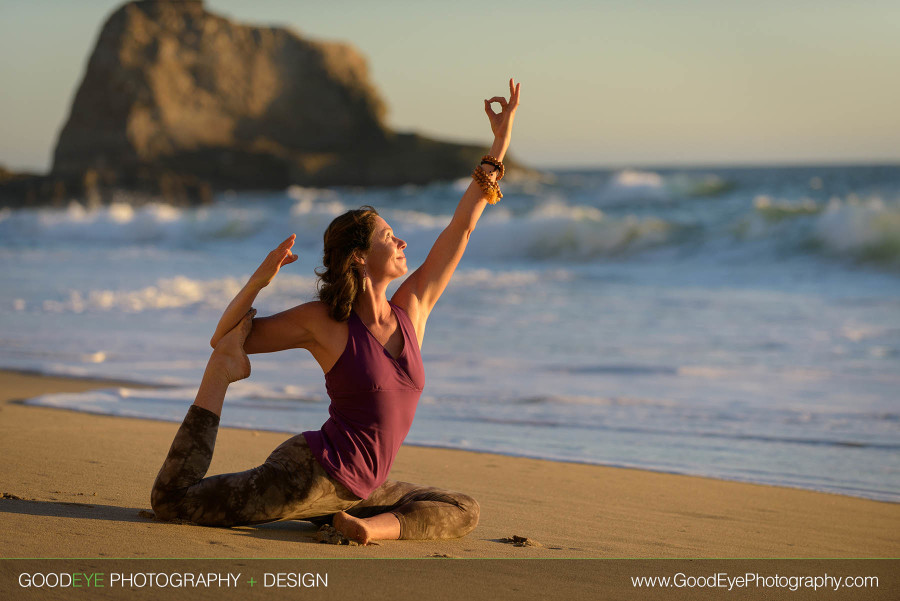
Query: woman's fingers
271 234 297 262
279 248 297 264
487 96 508 109
507 80 521 106
276 234 296 252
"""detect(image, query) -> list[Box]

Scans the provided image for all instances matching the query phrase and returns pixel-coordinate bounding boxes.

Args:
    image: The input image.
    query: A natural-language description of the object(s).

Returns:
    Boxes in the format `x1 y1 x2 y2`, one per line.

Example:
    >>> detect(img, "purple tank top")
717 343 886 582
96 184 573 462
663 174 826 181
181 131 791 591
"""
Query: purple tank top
302 301 425 500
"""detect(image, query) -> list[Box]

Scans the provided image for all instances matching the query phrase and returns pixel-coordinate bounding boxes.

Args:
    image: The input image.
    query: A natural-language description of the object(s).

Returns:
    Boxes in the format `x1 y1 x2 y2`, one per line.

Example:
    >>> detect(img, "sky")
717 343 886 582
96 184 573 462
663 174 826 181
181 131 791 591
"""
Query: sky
1 0 899 172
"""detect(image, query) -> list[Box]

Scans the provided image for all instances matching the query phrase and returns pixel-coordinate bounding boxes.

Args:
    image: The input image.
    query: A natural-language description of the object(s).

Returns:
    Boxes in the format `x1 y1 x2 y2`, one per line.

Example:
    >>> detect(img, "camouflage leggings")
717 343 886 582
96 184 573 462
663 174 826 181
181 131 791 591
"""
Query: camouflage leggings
150 405 480 540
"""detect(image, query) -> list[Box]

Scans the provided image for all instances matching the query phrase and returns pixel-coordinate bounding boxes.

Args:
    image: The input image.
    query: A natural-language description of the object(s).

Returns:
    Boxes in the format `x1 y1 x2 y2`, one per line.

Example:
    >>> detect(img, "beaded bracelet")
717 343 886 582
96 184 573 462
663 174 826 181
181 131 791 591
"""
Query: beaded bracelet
472 165 503 204
480 155 505 181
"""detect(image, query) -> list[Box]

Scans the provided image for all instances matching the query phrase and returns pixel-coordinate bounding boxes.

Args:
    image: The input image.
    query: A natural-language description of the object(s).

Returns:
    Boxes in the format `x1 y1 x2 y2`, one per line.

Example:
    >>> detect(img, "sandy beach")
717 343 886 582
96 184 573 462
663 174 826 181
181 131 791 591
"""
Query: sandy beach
1 367 898 560
1 368 899 600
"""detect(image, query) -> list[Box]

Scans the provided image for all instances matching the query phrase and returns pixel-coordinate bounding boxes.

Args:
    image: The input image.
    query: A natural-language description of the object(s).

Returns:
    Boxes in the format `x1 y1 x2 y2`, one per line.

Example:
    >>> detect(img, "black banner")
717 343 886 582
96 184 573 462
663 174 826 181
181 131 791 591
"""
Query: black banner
2 559 898 601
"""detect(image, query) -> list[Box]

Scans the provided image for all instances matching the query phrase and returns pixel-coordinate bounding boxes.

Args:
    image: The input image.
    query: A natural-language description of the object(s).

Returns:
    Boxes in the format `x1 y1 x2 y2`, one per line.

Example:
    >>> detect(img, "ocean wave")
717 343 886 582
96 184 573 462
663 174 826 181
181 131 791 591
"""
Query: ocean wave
812 196 900 266
443 268 573 288
729 193 900 268
0 199 275 244
753 195 822 222
666 172 736 197
433 410 899 450
3 177 898 271
19 273 318 314
468 200 677 260
597 169 736 204
609 169 665 189
515 394 678 408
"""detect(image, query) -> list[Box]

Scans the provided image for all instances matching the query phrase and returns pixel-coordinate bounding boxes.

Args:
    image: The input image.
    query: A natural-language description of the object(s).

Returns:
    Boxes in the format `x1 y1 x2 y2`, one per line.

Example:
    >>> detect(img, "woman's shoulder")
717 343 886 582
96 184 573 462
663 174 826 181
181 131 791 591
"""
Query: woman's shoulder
283 301 343 337
298 299 330 315
291 300 349 355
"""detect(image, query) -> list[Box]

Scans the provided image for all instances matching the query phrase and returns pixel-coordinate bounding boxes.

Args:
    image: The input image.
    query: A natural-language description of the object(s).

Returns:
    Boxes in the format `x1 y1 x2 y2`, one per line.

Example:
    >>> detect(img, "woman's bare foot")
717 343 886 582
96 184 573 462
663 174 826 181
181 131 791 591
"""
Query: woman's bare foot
332 510 401 545
332 511 371 545
209 308 256 383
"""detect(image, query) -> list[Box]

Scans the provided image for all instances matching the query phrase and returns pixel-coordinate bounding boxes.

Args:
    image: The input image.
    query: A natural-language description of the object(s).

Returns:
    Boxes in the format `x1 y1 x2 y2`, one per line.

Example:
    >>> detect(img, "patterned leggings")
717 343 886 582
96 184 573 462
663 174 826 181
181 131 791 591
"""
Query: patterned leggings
150 405 480 540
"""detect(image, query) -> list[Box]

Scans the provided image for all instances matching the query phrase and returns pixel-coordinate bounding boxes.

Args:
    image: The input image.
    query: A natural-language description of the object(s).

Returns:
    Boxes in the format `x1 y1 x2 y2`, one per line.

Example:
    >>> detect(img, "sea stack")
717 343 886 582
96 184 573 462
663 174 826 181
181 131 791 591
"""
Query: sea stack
2 0 517 207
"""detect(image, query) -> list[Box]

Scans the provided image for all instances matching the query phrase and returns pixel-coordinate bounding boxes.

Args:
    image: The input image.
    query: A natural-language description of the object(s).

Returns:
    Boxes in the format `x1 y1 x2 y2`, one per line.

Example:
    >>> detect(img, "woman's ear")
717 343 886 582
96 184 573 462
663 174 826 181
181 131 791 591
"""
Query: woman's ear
353 251 366 266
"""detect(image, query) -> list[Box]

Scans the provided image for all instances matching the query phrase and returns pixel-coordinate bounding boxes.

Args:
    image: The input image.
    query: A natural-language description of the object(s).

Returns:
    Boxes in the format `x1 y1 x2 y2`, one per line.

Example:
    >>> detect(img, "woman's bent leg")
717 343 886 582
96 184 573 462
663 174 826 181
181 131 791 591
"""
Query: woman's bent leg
151 408 360 526
341 480 480 541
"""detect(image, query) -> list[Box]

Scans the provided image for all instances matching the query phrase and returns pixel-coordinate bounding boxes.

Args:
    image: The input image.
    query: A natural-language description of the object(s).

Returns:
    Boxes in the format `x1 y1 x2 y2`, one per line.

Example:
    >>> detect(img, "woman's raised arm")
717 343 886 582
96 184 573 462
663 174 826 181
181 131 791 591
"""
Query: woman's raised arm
209 234 298 348
394 79 521 320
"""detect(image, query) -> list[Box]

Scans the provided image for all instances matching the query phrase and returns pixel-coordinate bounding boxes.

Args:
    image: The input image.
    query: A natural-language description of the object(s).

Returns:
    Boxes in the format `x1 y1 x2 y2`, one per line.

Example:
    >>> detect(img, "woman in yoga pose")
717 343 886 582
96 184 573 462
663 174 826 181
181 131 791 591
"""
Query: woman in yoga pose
151 79 521 545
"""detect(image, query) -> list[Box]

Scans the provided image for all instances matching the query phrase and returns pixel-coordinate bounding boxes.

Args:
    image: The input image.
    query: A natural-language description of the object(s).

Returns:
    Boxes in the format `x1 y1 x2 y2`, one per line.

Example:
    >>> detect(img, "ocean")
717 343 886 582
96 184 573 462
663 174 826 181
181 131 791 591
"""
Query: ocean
2 164 898 502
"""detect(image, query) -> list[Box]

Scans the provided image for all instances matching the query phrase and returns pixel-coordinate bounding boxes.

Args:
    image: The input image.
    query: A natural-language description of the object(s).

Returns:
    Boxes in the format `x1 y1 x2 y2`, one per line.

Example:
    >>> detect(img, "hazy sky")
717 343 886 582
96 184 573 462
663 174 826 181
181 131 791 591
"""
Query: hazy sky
1 0 898 172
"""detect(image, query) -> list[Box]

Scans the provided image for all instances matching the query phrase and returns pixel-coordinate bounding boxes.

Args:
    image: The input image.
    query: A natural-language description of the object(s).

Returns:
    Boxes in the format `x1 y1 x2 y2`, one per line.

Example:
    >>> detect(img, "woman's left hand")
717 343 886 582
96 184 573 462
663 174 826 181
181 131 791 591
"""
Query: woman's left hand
484 78 521 144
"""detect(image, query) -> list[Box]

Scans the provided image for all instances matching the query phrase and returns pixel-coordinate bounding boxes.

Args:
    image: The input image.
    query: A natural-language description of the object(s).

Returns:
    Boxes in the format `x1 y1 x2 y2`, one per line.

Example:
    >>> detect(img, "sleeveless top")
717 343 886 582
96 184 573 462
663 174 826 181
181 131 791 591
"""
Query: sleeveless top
302 301 425 500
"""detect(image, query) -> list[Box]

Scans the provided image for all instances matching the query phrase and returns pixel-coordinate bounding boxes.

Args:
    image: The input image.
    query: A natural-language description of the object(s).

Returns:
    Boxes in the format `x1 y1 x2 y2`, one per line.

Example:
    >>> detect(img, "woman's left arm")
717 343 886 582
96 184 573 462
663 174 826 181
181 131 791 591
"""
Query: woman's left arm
394 79 521 323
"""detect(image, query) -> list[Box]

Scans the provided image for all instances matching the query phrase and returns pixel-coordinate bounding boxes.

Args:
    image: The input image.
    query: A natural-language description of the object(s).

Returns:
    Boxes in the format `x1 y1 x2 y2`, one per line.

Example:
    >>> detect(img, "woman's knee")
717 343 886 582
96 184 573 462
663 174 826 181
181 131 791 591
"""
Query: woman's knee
149 484 180 522
455 492 480 535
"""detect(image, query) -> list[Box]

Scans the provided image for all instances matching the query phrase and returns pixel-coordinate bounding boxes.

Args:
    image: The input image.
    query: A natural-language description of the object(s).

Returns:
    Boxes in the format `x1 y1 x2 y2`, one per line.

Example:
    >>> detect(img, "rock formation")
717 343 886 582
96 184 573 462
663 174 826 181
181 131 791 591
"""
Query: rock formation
2 0 524 207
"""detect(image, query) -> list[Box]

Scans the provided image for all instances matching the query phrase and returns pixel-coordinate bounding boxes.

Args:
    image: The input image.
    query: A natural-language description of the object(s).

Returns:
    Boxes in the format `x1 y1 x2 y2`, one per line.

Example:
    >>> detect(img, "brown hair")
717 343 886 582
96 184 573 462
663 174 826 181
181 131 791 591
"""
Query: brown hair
315 205 379 321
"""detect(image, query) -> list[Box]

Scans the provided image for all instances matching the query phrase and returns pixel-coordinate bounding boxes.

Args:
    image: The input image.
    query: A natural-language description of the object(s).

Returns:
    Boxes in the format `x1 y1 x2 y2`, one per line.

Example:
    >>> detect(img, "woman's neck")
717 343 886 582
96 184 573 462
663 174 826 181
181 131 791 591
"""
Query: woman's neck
353 282 392 325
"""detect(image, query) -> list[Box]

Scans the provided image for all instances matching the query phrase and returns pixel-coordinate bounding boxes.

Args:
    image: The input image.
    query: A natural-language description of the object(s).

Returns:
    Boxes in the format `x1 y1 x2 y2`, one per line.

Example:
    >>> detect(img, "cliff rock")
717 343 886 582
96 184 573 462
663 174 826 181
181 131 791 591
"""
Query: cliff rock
3 0 522 207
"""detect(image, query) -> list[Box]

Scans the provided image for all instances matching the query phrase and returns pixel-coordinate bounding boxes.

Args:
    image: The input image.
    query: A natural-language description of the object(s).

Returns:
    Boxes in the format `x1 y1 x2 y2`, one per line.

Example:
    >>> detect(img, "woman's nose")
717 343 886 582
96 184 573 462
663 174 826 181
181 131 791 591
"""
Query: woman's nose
398 238 407 249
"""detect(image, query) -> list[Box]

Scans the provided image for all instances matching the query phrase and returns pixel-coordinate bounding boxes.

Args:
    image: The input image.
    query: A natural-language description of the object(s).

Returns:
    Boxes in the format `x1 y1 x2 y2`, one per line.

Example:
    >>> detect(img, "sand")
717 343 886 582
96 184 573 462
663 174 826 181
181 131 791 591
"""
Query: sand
1 368 898 599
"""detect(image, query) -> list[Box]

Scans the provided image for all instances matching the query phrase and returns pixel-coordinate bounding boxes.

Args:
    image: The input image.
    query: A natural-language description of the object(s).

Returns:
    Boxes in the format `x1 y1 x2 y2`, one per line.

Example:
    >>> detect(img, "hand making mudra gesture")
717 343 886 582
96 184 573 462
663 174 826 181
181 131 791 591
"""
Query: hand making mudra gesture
475 78 522 203
485 78 522 148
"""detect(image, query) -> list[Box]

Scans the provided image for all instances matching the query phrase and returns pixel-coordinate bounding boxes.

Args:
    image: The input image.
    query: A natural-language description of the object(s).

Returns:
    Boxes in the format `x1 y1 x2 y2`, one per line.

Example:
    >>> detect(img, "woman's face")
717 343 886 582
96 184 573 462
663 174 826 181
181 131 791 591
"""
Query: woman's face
364 216 407 280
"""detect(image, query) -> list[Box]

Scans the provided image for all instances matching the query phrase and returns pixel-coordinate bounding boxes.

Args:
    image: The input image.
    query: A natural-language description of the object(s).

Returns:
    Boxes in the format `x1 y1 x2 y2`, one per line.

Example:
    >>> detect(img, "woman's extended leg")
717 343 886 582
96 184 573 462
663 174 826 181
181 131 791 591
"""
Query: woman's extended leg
149 310 361 526
330 480 481 544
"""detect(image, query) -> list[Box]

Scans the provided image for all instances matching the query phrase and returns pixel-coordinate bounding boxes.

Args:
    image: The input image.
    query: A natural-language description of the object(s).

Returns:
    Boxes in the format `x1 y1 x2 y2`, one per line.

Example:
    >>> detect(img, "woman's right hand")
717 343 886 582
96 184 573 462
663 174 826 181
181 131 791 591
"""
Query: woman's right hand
249 234 298 289
484 78 521 145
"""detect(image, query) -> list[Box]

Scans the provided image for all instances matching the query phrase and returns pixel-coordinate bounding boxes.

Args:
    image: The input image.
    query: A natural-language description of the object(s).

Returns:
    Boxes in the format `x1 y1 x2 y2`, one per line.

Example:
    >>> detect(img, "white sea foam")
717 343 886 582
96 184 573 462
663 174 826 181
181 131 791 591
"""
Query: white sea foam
813 196 900 264
610 169 665 189
447 268 571 288
466 200 674 260
31 274 312 314
0 199 273 244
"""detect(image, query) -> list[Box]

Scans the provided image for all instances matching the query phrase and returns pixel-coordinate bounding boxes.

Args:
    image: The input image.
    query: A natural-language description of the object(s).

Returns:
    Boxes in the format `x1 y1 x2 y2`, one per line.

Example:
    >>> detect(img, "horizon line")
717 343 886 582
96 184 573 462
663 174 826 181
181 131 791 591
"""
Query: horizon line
3 157 899 178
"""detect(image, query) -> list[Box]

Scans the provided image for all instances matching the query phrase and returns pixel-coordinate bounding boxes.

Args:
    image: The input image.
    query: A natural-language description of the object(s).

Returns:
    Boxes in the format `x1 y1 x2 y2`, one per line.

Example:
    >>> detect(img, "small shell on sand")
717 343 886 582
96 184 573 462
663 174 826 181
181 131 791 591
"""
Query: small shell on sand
316 524 358 546
500 535 543 547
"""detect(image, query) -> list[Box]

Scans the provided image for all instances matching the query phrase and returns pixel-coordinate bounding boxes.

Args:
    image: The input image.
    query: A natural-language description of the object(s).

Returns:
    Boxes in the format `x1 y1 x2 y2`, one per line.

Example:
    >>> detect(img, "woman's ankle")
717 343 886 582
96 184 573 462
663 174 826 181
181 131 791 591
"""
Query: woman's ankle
192 365 230 417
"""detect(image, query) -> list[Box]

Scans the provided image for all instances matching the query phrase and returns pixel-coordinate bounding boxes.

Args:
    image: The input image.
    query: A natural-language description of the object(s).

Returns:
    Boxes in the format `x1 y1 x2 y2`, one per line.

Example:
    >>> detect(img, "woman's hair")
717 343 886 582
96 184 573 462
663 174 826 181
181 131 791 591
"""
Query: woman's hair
315 205 380 321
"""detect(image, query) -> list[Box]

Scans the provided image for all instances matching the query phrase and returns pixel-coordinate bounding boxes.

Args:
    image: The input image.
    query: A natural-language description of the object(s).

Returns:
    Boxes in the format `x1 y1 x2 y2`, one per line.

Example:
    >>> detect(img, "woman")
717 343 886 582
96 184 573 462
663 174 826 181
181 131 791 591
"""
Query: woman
150 79 521 545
